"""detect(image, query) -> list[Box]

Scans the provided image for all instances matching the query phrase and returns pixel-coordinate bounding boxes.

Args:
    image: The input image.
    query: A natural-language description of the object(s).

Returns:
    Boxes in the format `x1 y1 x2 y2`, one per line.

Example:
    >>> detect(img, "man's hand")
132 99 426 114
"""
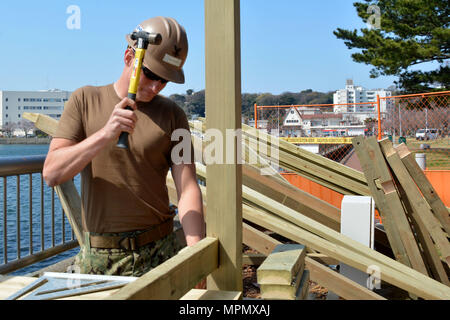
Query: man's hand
101 97 138 140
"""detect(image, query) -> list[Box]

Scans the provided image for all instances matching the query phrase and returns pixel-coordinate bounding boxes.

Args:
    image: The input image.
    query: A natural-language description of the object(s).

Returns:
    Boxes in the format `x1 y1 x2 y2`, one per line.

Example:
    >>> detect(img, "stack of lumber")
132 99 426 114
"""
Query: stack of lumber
257 244 309 300
25 113 450 300
353 136 450 287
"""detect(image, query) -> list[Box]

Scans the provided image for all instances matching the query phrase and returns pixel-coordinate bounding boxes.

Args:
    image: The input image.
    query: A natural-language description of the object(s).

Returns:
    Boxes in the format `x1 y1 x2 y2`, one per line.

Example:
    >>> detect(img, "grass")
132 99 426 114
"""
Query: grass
403 137 450 169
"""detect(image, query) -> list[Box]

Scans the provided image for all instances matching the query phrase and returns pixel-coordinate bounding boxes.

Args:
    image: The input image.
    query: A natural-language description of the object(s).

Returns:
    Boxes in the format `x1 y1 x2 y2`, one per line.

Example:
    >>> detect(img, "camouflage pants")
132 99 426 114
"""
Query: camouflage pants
73 231 182 277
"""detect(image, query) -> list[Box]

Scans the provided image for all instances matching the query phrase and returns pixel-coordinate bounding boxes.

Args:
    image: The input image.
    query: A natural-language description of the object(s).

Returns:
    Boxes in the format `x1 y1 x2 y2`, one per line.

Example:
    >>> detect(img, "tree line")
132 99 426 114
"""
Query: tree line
169 89 334 121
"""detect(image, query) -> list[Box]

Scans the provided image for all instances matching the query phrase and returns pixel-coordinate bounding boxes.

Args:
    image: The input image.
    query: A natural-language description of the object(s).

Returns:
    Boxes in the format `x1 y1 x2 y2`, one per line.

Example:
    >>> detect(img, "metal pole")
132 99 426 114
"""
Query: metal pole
16 175 20 259
3 177 7 264
29 174 33 255
254 103 257 129
377 95 382 140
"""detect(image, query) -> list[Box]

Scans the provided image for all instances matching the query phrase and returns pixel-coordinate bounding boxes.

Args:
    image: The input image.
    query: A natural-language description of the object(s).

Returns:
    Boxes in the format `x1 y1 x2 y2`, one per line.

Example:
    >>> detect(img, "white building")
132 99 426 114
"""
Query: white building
333 79 392 114
0 89 71 135
281 107 366 137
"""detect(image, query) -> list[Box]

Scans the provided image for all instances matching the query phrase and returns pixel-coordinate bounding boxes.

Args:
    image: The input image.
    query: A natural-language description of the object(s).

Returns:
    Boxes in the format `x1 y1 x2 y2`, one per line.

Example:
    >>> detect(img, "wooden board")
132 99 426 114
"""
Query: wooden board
260 269 308 300
0 276 119 300
352 136 428 276
241 215 386 300
257 244 306 285
304 258 386 300
243 223 279 255
106 237 219 300
180 289 242 300
243 164 340 231
242 253 266 266
242 204 450 300
379 139 450 272
395 143 450 236
205 0 243 292
394 178 450 285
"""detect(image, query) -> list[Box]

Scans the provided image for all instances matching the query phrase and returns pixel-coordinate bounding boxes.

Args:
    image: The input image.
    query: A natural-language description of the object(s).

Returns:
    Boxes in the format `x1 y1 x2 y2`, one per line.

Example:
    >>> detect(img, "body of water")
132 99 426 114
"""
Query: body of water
0 144 80 275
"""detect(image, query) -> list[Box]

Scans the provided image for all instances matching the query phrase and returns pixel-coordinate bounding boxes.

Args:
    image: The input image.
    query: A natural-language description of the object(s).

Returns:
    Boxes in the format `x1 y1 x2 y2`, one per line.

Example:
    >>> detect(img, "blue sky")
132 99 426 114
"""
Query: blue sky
0 0 399 96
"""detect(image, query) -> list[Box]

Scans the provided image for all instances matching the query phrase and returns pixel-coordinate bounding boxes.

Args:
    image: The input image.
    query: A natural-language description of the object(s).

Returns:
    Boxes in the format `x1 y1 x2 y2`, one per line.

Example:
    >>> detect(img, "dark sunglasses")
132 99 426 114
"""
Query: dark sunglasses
141 65 169 84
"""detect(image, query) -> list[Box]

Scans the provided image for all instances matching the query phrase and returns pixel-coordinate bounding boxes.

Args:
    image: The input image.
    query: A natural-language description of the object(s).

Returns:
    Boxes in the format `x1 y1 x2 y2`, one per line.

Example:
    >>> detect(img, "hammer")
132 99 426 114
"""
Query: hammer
117 31 162 149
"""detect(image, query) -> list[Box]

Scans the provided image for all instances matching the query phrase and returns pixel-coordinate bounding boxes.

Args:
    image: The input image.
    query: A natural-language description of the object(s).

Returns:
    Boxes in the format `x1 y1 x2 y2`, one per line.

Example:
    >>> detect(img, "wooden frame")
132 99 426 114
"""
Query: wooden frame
241 216 386 300
107 237 219 300
204 0 243 292
352 136 428 276
395 143 450 236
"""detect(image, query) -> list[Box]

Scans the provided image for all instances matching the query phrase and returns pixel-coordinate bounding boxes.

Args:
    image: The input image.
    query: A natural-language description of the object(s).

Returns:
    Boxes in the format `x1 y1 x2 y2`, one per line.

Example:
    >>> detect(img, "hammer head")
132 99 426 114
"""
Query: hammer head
130 31 162 46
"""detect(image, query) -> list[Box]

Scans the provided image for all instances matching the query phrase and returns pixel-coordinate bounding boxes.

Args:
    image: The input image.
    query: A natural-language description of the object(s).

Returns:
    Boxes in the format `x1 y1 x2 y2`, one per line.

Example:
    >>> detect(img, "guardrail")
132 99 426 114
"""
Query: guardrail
0 155 78 275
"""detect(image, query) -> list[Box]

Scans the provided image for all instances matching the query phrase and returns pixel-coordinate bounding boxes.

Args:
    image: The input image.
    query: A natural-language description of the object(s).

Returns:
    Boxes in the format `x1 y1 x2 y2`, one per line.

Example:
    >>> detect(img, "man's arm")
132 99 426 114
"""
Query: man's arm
43 97 137 187
171 162 205 247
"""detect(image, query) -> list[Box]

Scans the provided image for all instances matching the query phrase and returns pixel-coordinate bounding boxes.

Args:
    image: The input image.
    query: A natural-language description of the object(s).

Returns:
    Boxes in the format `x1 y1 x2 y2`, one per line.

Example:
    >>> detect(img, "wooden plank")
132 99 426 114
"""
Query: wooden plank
242 204 450 300
241 123 368 186
245 135 368 195
243 223 281 255
0 276 37 300
395 143 450 236
306 254 339 266
106 237 219 300
54 182 84 246
22 113 84 246
0 276 120 300
23 112 58 136
242 253 266 266
260 268 308 300
241 214 386 300
394 178 450 285
180 289 242 300
257 244 306 285
193 117 371 196
243 164 340 231
379 139 450 272
205 0 243 292
305 258 386 300
202 153 391 255
242 126 369 194
179 165 442 299
353 136 428 275
243 184 411 276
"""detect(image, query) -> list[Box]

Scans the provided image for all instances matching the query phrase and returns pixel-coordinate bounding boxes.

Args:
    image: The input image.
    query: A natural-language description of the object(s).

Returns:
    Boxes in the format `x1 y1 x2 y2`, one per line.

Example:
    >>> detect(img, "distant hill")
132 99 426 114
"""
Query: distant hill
169 89 334 121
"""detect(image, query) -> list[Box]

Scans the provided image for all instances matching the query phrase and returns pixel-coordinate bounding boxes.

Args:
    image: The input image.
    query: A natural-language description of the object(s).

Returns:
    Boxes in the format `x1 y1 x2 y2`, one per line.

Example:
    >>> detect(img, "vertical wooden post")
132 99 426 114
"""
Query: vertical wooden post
205 0 243 291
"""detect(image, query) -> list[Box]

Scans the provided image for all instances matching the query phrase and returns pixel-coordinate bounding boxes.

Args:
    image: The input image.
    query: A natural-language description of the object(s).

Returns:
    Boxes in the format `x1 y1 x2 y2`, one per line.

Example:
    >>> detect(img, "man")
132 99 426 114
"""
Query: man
43 17 205 277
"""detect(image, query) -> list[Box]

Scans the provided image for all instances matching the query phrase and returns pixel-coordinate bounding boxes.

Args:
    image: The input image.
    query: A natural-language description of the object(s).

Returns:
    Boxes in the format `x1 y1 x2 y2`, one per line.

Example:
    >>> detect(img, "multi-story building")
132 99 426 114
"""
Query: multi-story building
0 89 71 135
333 79 392 114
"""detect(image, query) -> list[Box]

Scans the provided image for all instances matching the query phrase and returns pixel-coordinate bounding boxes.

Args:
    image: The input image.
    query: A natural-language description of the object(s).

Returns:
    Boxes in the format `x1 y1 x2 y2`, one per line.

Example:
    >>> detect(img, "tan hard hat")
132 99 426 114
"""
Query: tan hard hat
126 17 188 84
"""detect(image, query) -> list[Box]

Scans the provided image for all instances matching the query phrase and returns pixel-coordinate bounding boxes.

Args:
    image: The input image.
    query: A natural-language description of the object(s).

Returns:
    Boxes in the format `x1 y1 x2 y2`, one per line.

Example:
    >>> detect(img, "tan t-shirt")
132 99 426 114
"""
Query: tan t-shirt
54 84 191 233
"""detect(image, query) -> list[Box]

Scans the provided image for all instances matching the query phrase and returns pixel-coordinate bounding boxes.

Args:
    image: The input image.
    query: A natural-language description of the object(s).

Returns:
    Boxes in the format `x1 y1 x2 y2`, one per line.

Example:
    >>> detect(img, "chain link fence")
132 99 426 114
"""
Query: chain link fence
253 91 449 170
381 92 449 170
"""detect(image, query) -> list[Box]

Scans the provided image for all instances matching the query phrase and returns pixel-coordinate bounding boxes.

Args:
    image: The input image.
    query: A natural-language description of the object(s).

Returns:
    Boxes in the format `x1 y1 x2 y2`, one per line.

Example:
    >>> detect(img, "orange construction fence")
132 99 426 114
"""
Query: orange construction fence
281 170 450 224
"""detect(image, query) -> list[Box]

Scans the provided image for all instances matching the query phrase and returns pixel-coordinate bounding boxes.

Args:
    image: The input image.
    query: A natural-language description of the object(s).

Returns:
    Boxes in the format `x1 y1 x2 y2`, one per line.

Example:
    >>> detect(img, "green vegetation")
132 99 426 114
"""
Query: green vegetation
169 89 333 120
334 0 450 93
405 137 450 169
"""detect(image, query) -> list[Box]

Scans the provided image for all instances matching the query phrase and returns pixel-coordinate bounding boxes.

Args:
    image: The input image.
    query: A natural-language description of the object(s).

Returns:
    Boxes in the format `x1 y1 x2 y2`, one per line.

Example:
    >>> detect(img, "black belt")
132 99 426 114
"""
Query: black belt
89 219 174 251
